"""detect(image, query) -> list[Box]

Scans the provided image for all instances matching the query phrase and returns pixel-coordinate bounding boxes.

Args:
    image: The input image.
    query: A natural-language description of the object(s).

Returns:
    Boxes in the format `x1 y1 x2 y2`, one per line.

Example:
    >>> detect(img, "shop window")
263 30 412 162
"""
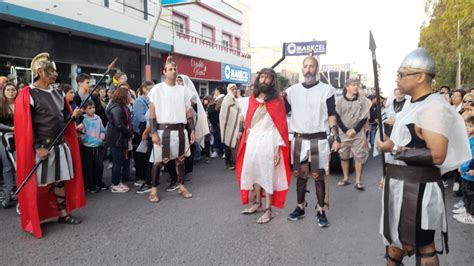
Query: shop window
222 33 232 48
202 24 215 44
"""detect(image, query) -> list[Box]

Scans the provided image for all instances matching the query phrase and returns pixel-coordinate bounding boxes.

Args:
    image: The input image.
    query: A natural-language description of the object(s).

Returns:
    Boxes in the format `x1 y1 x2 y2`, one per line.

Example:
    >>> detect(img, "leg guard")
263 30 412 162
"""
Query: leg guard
296 177 308 204
52 181 66 211
175 157 185 185
314 175 326 208
151 163 162 187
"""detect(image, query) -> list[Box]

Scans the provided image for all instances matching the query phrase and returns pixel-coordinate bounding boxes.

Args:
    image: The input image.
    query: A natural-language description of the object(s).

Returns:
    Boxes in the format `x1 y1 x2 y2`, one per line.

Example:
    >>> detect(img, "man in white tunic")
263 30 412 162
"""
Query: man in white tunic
148 56 196 202
219 83 240 169
378 48 470 265
236 68 291 224
284 56 341 227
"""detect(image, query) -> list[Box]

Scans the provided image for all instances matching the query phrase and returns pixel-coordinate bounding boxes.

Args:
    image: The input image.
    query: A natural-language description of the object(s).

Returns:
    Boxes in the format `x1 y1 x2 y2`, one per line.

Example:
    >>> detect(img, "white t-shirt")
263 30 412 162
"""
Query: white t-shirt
148 82 194 124
285 82 335 133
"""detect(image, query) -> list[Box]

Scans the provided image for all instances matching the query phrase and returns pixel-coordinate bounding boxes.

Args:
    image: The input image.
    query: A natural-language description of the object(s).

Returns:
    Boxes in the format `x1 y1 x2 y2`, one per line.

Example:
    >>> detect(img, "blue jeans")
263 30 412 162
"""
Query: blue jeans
110 147 130 186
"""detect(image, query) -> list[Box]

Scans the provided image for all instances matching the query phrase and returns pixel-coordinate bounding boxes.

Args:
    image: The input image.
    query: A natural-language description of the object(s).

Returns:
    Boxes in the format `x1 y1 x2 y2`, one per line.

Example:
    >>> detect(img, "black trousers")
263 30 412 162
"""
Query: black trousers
81 146 105 189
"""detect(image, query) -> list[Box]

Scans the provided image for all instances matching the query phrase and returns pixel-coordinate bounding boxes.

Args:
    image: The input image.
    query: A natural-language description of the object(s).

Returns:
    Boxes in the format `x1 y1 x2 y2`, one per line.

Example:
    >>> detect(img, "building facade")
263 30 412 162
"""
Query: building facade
0 0 251 94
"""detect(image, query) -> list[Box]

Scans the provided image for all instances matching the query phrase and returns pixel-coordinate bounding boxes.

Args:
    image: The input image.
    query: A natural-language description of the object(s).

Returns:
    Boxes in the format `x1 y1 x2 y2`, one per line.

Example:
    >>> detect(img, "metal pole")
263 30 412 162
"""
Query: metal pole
456 19 461 90
145 0 163 80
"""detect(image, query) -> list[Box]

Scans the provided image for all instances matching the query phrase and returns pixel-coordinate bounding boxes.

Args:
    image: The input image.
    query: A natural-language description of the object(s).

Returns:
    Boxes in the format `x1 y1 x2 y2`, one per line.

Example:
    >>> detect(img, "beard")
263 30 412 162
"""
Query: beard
304 73 318 84
258 84 273 94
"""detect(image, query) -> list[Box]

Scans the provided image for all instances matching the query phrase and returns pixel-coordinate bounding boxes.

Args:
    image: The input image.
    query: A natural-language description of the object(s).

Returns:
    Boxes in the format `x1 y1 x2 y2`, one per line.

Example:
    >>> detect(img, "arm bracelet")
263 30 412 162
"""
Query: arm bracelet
149 118 158 133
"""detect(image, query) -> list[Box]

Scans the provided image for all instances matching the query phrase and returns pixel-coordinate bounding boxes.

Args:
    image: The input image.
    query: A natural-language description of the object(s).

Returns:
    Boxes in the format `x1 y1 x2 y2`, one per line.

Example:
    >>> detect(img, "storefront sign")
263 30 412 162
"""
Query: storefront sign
222 64 251 84
164 54 221 81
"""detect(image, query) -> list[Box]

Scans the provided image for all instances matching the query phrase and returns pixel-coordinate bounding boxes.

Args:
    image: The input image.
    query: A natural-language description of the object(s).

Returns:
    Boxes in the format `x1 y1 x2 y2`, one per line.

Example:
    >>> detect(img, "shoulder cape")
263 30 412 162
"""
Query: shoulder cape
14 86 86 238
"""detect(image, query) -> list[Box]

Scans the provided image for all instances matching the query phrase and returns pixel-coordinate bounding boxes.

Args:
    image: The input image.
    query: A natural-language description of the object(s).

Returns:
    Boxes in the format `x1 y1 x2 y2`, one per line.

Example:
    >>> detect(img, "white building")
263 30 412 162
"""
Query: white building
0 0 251 94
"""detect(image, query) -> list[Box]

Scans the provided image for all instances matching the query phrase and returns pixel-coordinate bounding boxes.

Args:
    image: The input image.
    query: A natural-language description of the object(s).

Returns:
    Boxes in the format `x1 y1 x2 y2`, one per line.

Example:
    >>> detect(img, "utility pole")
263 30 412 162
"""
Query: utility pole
455 19 462 90
145 0 163 81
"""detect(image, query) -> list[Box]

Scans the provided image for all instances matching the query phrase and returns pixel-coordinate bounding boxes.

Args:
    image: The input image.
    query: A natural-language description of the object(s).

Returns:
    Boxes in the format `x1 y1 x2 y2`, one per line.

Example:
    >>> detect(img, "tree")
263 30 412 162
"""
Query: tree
277 74 289 89
419 0 473 89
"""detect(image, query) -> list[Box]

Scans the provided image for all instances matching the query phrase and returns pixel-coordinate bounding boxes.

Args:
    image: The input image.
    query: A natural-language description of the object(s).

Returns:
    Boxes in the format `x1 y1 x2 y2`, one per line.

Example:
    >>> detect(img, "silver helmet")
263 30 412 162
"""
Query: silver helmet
398 48 435 76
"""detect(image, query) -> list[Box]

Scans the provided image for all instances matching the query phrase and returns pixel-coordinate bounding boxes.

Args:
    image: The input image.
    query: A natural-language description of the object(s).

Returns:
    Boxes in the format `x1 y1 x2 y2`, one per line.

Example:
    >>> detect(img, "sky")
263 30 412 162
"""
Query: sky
240 0 429 93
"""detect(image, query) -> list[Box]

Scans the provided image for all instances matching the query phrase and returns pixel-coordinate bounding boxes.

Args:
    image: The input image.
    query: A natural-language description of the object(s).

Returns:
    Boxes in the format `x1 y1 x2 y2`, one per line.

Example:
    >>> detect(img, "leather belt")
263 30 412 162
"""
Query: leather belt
293 132 327 174
158 123 185 130
158 123 185 162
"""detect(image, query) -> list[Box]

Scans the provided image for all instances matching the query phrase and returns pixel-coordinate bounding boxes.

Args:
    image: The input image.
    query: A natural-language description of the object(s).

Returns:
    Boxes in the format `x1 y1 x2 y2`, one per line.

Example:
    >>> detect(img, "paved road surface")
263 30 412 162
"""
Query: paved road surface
0 156 472 265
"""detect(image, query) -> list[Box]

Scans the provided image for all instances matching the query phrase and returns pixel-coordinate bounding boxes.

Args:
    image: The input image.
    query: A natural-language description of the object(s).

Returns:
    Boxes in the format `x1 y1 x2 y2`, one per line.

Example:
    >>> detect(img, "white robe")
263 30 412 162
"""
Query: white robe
285 82 334 168
148 82 194 163
380 93 471 249
240 104 287 194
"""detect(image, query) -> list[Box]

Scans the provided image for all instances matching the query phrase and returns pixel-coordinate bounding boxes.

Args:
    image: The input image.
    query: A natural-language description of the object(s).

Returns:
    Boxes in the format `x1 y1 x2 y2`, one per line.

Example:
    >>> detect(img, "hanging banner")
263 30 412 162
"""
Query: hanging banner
285 41 327 56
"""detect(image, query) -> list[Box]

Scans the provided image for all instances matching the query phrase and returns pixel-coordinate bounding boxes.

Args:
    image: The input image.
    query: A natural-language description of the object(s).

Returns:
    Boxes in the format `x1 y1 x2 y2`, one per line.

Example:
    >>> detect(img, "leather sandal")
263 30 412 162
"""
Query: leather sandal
58 214 82 225
241 201 261 215
178 185 192 199
149 192 160 203
257 208 272 224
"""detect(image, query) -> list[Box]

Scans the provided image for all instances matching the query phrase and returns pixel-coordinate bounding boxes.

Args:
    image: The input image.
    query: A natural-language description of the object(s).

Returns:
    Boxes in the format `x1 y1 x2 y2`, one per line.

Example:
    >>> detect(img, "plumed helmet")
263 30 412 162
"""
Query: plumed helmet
398 48 435 76
31 52 56 78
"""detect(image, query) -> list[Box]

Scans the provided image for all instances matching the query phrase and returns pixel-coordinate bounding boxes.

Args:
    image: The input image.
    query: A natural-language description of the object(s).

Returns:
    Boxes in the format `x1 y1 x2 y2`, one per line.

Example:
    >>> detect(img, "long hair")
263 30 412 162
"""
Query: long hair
1 82 17 119
137 80 154 96
253 68 280 102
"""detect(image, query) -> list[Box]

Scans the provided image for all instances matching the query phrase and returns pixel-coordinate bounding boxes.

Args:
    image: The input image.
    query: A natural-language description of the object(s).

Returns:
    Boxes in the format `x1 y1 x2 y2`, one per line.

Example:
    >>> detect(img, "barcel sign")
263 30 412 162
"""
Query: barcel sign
222 64 251 84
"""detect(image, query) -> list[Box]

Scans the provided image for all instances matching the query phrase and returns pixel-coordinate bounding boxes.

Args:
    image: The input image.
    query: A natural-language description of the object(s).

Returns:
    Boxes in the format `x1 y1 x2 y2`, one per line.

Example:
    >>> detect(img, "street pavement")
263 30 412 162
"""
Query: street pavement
0 155 472 265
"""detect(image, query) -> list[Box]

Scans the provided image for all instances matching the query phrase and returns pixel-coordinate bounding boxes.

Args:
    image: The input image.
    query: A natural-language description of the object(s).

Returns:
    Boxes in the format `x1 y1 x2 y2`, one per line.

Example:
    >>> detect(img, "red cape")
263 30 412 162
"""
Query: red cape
236 96 291 208
14 86 86 238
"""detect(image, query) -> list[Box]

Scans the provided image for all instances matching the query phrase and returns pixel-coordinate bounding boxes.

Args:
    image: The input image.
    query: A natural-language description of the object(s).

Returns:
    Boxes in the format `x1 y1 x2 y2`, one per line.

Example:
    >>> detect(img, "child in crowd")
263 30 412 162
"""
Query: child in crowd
453 115 474 224
80 100 107 193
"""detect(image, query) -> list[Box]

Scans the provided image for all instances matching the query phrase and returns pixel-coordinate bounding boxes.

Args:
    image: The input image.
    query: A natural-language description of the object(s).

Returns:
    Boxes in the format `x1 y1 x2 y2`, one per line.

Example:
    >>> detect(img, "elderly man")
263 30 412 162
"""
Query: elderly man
219 83 240 169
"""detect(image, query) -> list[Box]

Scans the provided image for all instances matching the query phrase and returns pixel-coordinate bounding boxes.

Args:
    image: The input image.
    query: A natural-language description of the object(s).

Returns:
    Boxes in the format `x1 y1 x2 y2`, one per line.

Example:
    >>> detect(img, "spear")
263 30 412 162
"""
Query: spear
13 57 118 196
369 30 386 178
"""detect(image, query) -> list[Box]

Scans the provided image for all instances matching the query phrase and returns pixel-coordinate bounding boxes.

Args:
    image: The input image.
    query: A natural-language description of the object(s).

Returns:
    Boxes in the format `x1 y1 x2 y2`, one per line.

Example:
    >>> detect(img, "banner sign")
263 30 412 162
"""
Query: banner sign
222 64 251 84
285 41 327 56
164 54 221 81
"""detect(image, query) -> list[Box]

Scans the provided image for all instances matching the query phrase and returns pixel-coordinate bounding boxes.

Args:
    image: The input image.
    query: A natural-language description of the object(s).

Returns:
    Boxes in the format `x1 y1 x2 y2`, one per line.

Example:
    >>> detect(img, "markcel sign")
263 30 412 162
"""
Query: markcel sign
222 64 251 84
285 41 327 56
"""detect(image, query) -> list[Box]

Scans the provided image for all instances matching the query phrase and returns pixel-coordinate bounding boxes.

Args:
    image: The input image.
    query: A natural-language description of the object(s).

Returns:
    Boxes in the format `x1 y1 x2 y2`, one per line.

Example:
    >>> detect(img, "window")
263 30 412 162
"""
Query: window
234 37 241 50
173 12 187 33
202 24 214 43
222 33 232 48
199 81 209 96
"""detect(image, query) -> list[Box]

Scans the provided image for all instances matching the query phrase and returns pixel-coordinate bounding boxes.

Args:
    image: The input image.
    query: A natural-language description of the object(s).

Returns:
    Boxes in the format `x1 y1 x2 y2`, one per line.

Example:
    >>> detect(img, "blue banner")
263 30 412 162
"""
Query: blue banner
285 41 327 56
162 0 195 6
222 64 251 84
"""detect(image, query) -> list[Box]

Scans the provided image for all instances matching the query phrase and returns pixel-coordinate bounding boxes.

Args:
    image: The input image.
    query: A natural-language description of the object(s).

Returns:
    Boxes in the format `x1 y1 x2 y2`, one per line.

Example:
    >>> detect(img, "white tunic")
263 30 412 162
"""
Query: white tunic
380 93 471 249
240 103 287 194
285 82 335 167
148 82 195 163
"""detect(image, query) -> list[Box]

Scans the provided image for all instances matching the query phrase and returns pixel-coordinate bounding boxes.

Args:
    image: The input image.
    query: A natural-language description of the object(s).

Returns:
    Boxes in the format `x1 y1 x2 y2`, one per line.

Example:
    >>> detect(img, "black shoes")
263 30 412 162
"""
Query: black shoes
317 211 329 227
288 206 306 221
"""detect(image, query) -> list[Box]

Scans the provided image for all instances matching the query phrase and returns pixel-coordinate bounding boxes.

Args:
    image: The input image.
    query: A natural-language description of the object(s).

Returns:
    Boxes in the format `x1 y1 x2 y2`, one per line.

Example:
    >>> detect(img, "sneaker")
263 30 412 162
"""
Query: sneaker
454 200 465 209
288 206 305 221
227 165 236 170
166 182 179 192
89 187 99 193
222 154 226 159
442 180 448 188
134 180 144 187
453 212 468 219
456 214 474 225
111 185 129 193
98 182 109 191
118 183 130 192
210 151 218 158
317 211 329 227
453 182 460 192
136 184 152 194
453 207 466 214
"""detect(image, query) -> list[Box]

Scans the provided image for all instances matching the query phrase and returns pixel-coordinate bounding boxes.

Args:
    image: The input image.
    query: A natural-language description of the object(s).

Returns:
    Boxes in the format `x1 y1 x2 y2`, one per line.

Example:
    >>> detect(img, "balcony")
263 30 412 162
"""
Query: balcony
173 30 251 67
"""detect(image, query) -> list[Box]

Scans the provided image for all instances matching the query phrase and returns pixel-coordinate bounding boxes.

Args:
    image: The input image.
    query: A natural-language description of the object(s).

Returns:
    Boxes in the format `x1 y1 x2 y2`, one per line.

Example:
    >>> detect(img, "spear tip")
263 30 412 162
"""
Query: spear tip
369 30 377 51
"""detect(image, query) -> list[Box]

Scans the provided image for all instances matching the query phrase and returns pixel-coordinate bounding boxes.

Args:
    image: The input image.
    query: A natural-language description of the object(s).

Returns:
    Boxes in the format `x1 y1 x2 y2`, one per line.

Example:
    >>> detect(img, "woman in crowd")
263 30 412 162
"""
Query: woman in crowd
60 84 77 110
98 86 109 110
0 83 17 195
106 83 133 193
132 80 154 188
